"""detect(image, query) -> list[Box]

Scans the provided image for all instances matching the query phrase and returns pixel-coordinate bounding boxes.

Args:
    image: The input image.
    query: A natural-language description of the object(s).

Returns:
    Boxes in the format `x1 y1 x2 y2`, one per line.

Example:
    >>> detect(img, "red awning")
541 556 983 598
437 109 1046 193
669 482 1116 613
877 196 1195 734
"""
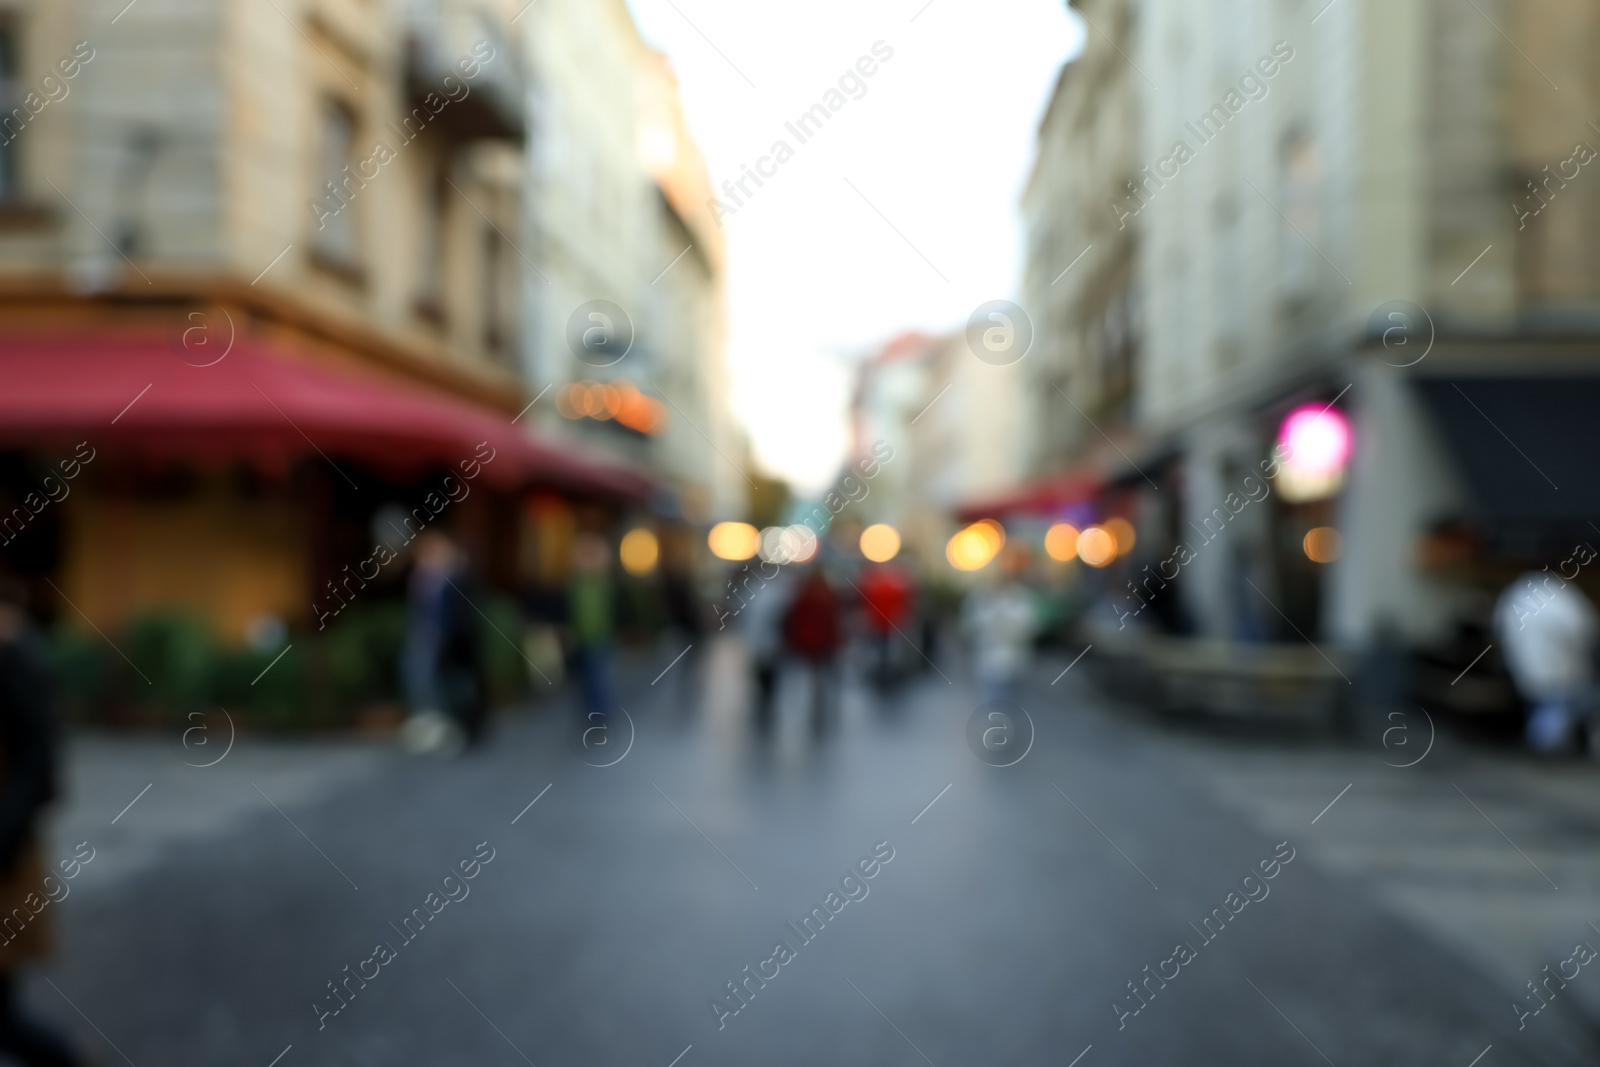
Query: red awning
954 468 1099 523
0 332 652 498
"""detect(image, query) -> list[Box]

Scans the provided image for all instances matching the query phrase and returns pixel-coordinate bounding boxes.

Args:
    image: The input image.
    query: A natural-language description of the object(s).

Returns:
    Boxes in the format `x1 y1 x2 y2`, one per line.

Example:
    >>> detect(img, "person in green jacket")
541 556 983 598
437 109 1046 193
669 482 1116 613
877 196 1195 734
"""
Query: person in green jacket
569 534 617 720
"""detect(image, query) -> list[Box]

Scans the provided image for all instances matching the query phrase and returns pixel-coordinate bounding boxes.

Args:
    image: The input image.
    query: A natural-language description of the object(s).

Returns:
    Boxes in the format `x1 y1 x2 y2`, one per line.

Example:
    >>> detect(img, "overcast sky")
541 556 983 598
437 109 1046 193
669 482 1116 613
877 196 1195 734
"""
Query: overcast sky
625 0 1085 496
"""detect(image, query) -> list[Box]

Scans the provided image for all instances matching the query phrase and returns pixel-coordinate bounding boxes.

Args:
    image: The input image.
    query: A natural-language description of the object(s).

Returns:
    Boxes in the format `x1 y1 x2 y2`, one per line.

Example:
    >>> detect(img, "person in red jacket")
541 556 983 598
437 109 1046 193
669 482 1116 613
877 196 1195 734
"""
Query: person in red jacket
782 568 843 729
857 563 914 685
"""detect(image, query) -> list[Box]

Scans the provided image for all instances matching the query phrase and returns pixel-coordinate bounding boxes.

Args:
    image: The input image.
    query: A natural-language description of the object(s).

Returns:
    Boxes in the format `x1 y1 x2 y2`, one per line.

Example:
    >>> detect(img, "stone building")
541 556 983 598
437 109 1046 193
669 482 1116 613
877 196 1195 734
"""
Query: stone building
0 0 644 639
1018 0 1141 485
520 0 739 540
1008 0 1600 715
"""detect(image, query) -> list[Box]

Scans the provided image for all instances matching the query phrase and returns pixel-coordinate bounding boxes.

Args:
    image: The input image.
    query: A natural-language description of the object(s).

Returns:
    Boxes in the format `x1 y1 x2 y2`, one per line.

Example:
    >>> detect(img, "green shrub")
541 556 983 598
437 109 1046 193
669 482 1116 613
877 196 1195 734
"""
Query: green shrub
47 592 537 731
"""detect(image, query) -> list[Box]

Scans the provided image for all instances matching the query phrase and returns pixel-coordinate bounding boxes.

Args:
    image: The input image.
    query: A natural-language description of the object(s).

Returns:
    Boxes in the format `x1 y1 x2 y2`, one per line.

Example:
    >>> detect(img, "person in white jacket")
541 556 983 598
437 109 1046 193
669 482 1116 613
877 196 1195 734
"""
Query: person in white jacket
962 555 1037 703
1494 571 1599 754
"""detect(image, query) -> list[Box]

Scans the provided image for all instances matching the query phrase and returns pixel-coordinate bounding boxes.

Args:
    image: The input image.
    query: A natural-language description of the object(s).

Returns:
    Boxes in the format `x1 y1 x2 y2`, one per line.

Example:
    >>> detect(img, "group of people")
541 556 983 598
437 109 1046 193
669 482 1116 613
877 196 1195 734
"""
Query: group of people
738 560 924 730
399 529 1600 760
736 550 1044 729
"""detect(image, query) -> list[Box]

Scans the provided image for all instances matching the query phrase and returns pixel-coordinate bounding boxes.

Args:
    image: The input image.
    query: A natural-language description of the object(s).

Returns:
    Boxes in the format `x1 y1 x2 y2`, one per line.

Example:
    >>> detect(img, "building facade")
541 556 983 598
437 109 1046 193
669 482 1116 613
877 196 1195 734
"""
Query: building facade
1012 0 1600 686
520 0 740 538
0 0 648 641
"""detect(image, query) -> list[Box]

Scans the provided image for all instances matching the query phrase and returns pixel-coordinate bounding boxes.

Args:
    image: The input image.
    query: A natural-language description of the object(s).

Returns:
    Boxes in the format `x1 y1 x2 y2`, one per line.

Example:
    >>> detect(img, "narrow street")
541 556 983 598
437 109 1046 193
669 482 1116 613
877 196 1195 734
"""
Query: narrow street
33 640 1600 1067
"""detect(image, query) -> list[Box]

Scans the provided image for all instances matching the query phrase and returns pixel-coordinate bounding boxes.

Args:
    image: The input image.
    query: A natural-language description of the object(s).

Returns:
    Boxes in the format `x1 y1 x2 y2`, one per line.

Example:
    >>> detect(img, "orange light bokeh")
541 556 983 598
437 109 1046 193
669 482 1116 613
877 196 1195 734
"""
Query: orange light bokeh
1044 523 1080 562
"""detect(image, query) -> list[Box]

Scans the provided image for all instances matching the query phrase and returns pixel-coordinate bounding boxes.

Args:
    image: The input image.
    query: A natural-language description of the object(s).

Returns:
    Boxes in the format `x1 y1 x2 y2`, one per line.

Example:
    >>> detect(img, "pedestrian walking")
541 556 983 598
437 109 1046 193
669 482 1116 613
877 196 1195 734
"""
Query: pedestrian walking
782 568 843 730
568 534 618 724
857 561 914 686
1494 571 1599 754
962 552 1037 703
0 574 84 1067
741 564 798 732
400 531 486 754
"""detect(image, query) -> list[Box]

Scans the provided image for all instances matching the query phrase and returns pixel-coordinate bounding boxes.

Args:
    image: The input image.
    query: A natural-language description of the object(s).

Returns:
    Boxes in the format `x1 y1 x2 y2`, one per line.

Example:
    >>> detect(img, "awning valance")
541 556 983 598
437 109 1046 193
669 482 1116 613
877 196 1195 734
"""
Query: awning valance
0 332 652 499
954 468 1100 523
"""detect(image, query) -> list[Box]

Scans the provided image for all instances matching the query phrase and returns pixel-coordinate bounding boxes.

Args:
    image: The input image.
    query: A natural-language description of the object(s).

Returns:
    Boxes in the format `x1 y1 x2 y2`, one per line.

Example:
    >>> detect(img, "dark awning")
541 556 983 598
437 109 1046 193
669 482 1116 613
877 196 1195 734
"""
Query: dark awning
1413 376 1600 552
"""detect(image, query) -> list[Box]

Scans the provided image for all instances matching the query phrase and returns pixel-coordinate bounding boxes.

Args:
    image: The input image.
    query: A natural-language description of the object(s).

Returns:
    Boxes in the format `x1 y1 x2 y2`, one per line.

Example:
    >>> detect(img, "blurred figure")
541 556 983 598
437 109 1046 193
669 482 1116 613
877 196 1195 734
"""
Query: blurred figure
0 576 83 1067
740 564 798 732
520 579 568 691
1494 572 1599 754
569 534 618 723
660 535 707 710
962 552 1037 703
858 561 914 686
782 568 843 729
401 531 485 755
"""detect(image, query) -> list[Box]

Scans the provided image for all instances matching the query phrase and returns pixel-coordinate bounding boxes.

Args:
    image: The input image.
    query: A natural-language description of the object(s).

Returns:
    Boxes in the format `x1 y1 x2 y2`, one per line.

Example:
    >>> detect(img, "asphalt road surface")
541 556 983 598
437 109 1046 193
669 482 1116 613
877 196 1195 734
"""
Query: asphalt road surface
32 638 1600 1066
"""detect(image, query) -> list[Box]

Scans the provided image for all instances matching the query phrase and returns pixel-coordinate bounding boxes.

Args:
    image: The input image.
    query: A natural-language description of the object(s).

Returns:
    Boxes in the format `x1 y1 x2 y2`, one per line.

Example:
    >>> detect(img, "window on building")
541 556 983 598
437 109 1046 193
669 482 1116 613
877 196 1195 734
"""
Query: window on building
0 20 19 201
313 99 359 268
482 225 506 357
1278 129 1321 302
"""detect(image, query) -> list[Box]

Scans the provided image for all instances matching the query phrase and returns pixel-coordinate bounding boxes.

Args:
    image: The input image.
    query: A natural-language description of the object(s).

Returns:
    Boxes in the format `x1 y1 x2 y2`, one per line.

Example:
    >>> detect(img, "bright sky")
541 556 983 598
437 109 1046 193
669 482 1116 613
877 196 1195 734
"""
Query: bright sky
626 0 1084 494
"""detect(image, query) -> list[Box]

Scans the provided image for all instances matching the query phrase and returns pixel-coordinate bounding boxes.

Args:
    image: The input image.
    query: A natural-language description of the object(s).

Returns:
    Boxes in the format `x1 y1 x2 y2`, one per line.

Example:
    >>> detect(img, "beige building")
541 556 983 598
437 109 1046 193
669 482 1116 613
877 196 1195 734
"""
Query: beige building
1018 0 1141 484
520 0 739 525
0 0 622 639
851 330 1025 570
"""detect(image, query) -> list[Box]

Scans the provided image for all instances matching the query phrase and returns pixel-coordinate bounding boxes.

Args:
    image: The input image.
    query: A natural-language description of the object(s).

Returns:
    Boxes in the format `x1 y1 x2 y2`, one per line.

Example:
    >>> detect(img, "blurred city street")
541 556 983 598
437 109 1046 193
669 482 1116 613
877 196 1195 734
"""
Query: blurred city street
33 642 1600 1067
5 1 1600 1061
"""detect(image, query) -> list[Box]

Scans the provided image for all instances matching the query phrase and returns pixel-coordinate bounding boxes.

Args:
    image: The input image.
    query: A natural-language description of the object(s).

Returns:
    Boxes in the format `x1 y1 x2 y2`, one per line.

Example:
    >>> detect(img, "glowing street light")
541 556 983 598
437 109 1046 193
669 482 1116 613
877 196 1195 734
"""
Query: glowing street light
860 523 901 563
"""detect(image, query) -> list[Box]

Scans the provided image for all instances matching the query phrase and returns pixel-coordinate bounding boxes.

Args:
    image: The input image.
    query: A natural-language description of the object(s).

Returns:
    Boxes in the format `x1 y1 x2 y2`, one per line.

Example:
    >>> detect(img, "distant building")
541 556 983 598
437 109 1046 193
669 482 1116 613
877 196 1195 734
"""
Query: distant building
1018 0 1140 482
851 330 1024 570
521 0 740 541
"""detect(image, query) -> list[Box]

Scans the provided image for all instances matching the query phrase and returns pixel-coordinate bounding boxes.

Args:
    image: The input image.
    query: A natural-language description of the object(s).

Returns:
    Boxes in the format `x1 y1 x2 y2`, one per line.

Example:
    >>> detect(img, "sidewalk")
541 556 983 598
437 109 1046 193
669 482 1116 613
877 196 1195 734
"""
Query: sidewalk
45 731 391 890
1084 676 1600 1036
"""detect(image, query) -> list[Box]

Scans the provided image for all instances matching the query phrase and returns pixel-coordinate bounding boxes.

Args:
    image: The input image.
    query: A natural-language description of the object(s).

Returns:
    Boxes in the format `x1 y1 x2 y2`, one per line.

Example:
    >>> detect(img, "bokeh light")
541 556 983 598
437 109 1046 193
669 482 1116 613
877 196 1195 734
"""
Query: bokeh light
618 528 660 575
1303 526 1343 564
1044 522 1080 562
707 521 760 561
1077 525 1116 567
946 519 1005 571
1103 517 1136 557
1276 403 1352 502
782 525 820 564
757 524 819 564
859 523 901 563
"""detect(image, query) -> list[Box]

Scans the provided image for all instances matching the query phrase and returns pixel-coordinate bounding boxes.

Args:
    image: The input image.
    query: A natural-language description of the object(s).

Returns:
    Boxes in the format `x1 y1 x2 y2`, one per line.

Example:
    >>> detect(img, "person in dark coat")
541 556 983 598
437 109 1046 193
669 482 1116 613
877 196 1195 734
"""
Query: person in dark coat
401 532 487 752
0 575 83 1066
